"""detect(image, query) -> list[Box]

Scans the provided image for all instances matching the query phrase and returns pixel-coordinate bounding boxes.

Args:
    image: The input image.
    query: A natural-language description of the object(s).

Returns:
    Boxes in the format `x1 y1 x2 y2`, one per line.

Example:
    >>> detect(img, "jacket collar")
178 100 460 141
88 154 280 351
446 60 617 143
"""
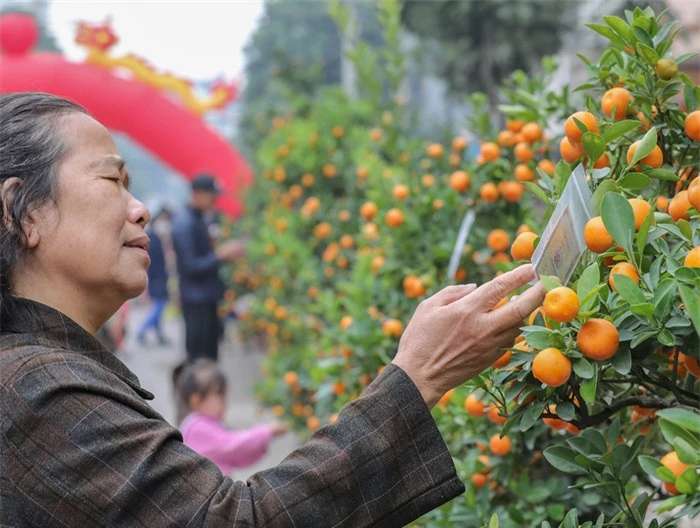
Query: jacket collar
1 296 154 400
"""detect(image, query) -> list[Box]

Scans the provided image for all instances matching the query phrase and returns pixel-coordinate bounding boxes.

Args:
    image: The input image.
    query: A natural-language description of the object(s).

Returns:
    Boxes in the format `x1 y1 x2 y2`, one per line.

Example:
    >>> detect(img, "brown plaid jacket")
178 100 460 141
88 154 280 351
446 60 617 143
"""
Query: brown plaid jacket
0 297 464 527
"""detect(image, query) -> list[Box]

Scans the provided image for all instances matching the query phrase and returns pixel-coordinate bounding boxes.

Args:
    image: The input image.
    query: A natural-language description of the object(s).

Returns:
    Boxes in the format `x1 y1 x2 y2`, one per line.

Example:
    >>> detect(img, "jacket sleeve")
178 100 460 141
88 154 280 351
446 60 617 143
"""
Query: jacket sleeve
171 216 220 278
2 354 464 528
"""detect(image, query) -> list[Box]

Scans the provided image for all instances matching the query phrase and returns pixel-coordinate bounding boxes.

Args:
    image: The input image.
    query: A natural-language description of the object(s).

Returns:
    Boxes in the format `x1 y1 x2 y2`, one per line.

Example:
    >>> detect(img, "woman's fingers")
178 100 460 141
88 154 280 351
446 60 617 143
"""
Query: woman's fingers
425 283 477 308
491 280 546 333
468 265 537 311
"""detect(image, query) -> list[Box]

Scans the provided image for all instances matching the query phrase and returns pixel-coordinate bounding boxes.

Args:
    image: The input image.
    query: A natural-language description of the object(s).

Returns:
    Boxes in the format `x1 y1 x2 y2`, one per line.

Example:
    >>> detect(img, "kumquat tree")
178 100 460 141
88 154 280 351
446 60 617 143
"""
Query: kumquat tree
227 3 699 527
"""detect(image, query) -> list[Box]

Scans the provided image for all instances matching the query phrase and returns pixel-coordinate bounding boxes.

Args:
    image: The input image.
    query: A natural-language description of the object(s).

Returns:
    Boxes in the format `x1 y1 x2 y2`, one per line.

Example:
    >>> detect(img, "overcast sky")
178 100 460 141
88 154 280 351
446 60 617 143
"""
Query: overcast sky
48 0 264 81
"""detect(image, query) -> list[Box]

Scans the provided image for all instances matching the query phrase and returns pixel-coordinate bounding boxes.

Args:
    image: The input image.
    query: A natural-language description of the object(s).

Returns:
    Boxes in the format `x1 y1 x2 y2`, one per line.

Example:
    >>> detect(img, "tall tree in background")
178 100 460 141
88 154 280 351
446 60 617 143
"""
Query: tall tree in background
243 0 343 103
239 0 343 152
401 0 576 108
240 0 385 153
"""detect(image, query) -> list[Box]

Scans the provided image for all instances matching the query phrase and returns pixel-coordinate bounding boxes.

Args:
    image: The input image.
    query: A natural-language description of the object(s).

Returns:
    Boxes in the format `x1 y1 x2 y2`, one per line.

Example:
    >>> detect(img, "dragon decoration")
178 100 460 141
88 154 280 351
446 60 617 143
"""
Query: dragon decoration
75 20 238 115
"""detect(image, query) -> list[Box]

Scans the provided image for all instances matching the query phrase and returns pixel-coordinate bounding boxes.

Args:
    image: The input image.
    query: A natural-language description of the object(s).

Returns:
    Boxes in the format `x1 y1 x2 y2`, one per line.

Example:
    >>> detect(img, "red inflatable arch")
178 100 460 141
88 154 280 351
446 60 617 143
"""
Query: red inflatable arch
0 13 251 216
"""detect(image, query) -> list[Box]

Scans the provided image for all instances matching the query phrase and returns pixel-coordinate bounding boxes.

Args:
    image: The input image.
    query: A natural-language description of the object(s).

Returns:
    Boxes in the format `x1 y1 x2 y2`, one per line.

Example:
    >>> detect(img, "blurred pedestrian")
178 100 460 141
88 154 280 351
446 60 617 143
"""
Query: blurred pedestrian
171 174 245 362
137 203 172 346
174 359 287 477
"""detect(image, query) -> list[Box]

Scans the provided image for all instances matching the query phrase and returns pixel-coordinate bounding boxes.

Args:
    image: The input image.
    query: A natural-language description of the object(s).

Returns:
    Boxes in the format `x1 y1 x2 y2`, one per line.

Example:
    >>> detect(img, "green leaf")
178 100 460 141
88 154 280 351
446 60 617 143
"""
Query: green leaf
592 180 620 213
636 205 654 259
684 82 698 112
630 302 655 317
508 505 525 523
659 418 700 450
679 283 700 337
676 466 698 494
676 267 700 283
611 346 631 374
629 127 658 167
560 509 579 528
573 358 595 379
553 161 572 198
582 132 606 163
657 329 675 347
521 401 547 432
647 168 679 181
656 466 677 483
633 25 654 48
638 455 663 478
603 15 631 39
556 401 575 421
677 219 693 241
618 172 651 190
577 53 593 67
673 437 700 465
601 193 635 253
547 504 565 522
612 274 646 305
606 417 621 449
581 428 609 455
657 408 700 434
657 494 687 514
653 278 676 319
544 446 588 474
580 377 597 403
577 263 600 300
611 443 632 475
587 23 623 44
602 120 641 142
541 275 562 292
676 51 698 65
525 181 550 204
489 513 499 528
580 284 606 313
526 330 559 350
665 316 691 328
636 43 659 64
568 436 602 457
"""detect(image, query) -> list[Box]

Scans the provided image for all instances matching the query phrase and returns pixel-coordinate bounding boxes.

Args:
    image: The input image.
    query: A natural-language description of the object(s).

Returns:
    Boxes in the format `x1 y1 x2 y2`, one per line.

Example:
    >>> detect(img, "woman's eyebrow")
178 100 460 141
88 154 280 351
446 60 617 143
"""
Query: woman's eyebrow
89 155 125 172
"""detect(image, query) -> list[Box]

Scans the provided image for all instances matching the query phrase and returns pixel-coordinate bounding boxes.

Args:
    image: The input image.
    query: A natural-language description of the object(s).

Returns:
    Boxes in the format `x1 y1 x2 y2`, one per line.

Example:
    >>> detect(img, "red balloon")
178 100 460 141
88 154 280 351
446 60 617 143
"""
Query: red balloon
0 13 39 55
0 50 251 216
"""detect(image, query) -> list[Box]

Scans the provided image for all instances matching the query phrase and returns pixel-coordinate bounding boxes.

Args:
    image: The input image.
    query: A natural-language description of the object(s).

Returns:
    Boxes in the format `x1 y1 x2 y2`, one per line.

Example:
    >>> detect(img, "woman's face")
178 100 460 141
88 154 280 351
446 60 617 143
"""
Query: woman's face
31 112 151 306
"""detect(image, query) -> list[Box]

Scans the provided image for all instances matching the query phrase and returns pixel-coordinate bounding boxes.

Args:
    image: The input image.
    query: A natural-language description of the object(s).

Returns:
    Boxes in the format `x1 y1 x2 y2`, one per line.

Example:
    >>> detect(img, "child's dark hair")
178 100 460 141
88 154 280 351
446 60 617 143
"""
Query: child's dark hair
173 359 227 424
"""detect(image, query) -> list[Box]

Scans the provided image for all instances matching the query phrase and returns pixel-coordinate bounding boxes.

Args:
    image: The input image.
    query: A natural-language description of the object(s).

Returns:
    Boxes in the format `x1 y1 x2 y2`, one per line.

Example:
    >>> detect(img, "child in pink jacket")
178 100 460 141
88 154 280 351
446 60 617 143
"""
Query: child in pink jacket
175 359 287 476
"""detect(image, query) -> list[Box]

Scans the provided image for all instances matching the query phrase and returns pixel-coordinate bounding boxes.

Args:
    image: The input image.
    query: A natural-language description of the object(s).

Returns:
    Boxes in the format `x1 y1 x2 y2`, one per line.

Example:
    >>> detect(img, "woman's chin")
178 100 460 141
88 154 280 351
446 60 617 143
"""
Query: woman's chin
122 275 148 300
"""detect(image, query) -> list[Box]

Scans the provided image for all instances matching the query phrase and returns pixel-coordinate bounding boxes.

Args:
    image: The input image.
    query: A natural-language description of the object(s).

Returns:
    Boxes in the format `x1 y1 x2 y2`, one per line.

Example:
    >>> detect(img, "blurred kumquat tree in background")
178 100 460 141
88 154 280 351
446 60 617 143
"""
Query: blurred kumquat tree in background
223 2 698 526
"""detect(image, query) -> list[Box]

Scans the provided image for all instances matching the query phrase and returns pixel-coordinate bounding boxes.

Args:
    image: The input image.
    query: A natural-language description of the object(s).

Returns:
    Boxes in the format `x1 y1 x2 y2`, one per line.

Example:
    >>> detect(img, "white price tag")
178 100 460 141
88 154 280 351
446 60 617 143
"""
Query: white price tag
531 164 594 285
448 209 476 281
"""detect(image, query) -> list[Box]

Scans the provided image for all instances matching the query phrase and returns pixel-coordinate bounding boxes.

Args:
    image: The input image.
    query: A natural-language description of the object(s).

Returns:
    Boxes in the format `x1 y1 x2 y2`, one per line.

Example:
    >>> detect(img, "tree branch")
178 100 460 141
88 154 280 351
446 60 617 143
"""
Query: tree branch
633 365 699 404
572 395 671 429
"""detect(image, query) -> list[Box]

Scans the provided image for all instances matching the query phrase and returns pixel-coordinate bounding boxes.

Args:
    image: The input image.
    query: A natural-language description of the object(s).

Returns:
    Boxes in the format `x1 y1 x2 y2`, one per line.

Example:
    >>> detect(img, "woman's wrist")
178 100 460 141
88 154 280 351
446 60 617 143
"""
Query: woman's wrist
391 358 442 409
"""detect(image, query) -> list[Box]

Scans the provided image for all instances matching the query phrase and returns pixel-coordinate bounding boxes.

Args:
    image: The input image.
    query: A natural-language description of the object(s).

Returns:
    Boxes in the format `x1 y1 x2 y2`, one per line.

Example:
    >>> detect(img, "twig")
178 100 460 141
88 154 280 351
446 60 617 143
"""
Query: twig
572 395 671 429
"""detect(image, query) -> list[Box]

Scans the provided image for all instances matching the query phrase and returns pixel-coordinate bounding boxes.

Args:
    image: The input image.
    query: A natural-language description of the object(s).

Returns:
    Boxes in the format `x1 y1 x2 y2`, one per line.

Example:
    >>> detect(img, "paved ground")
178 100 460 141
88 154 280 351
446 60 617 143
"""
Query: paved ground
118 301 300 480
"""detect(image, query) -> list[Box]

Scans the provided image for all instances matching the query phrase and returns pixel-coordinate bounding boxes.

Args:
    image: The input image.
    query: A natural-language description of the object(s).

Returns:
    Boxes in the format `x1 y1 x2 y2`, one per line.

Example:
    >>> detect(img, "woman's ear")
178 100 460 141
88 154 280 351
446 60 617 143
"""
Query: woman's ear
23 208 42 249
1 177 41 250
1 177 21 234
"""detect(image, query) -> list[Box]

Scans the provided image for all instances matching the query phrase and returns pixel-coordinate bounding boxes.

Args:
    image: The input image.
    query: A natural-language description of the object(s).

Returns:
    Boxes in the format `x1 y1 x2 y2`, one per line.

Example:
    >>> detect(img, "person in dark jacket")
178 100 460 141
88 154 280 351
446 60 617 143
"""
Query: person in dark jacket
137 204 172 345
171 175 244 362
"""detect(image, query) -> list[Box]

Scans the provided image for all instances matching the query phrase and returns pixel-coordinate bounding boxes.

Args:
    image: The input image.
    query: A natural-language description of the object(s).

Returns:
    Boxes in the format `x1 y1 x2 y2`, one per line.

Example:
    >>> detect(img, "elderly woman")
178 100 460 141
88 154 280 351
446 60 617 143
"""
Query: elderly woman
0 92 545 527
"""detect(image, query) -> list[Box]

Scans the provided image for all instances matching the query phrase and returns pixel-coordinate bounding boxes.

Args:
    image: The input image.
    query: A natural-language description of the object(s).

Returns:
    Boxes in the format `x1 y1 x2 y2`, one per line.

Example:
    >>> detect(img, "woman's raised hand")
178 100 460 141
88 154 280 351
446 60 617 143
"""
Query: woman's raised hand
392 264 545 408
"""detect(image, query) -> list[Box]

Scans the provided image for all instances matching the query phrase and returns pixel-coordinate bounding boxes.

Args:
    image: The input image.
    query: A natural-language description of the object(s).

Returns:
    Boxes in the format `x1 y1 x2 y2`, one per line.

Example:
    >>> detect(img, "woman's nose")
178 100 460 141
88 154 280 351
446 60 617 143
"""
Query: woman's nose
129 195 151 227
